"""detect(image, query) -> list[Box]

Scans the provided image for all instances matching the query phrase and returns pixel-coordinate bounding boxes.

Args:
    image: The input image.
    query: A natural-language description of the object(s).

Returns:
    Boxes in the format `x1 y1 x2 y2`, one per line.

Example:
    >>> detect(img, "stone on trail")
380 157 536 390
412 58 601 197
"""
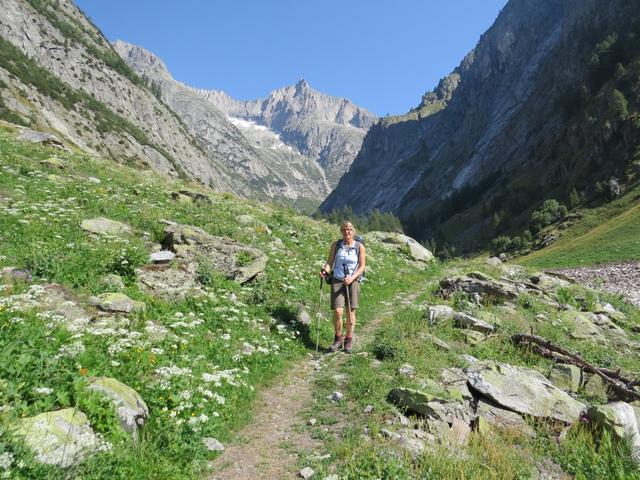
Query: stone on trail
90 292 141 313
328 391 343 402
87 377 149 437
454 312 495 334
81 217 132 237
467 363 586 424
549 364 582 393
14 408 110 468
202 437 225 452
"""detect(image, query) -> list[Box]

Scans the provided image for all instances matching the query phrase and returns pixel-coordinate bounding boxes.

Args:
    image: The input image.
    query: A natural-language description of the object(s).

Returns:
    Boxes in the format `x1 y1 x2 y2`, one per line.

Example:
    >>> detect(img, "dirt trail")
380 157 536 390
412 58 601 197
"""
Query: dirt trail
208 291 418 479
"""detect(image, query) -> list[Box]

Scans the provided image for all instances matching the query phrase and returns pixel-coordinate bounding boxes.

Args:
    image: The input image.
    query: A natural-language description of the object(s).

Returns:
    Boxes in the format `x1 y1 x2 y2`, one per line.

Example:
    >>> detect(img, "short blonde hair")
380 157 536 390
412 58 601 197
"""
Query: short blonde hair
340 221 355 231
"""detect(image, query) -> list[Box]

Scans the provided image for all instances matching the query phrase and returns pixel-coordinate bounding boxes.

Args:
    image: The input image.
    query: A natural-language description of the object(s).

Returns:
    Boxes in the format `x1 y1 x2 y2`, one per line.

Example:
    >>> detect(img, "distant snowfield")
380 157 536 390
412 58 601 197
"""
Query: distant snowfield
228 117 293 152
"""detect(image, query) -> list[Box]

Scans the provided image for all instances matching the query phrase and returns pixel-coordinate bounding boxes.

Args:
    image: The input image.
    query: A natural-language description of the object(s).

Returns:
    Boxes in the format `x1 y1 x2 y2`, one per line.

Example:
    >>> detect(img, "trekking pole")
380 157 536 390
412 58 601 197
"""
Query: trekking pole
342 264 351 315
316 276 323 356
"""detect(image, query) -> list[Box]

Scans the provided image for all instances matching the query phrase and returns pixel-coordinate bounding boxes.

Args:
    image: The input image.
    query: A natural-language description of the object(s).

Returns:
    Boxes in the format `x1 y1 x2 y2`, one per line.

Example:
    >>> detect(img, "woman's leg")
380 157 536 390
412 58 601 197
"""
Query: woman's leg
345 309 356 338
333 307 343 336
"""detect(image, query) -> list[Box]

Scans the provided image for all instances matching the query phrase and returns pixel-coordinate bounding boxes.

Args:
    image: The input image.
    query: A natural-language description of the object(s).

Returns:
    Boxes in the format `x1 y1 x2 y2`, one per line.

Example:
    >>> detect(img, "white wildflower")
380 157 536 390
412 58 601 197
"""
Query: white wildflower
33 387 53 395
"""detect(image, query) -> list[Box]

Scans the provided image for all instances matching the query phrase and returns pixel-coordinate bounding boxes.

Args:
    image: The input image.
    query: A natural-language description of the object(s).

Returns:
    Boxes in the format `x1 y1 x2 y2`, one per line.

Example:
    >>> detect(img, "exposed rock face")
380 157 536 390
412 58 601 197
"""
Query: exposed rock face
197 79 377 186
588 402 640 462
320 0 640 251
81 218 132 237
113 41 330 201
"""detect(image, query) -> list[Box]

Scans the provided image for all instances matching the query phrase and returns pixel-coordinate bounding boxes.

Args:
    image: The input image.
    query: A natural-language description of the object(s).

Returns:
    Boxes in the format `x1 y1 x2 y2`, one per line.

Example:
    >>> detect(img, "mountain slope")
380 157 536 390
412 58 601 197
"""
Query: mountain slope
321 0 640 253
198 79 377 186
113 41 331 203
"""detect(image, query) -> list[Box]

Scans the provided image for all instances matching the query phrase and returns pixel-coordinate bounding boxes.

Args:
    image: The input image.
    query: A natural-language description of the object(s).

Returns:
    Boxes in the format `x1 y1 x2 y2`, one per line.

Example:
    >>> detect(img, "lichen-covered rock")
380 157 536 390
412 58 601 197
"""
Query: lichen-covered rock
588 402 640 462
439 274 518 302
14 408 110 468
387 388 471 424
90 293 140 313
427 305 455 322
475 399 536 438
38 284 91 332
549 364 582 393
137 266 205 300
162 223 267 284
81 217 132 237
461 329 487 345
454 312 495 334
467 363 586 424
150 250 175 264
559 311 603 341
40 157 66 169
88 377 149 437
366 232 434 262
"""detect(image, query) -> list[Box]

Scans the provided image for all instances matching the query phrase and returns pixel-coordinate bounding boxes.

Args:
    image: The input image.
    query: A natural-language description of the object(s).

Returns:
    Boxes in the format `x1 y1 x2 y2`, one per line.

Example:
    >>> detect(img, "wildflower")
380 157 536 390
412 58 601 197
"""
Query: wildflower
33 387 54 395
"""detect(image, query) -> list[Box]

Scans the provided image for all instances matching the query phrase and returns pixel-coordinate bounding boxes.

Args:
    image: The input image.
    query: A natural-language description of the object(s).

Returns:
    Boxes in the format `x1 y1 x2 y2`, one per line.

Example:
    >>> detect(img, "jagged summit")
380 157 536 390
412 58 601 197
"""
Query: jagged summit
198 79 377 185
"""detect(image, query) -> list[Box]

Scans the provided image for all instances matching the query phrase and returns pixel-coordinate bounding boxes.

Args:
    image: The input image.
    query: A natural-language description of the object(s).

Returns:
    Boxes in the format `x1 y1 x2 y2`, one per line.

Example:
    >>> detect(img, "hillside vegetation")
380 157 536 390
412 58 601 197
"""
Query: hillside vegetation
0 124 428 478
1 125 640 479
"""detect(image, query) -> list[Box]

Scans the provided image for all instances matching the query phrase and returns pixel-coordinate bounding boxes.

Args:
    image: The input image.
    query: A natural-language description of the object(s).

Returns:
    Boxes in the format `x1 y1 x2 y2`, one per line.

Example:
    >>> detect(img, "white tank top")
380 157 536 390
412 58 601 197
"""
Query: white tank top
333 241 359 281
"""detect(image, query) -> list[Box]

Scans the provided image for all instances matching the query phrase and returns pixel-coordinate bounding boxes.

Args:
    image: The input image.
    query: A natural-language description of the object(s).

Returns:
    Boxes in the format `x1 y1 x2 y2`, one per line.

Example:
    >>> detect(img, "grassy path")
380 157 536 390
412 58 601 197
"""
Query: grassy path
207 289 419 479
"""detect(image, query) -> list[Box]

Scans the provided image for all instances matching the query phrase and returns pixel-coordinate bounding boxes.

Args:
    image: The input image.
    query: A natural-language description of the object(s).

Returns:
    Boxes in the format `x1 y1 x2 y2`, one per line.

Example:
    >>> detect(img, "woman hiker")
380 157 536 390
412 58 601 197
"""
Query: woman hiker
319 221 366 353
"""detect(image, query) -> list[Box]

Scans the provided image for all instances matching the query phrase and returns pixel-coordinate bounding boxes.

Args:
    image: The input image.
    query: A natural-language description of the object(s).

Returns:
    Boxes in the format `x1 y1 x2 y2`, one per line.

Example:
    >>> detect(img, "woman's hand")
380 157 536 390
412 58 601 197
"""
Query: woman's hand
344 275 354 285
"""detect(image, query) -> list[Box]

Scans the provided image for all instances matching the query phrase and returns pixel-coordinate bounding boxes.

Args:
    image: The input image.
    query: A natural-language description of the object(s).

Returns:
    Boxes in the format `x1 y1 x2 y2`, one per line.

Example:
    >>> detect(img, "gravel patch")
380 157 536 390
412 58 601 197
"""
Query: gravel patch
551 262 640 307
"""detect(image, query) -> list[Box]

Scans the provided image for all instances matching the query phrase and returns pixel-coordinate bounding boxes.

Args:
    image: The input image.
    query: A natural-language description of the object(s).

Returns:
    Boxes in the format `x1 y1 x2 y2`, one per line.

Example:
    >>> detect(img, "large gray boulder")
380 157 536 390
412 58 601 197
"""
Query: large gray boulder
88 377 149 437
467 363 586 424
366 232 434 262
475 399 536 438
13 408 109 468
162 223 267 284
439 273 518 302
18 129 66 149
81 217 132 237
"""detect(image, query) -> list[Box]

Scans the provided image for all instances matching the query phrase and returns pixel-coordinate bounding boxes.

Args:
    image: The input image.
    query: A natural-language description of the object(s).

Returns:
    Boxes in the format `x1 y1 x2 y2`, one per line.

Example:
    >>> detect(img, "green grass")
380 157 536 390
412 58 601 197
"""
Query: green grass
0 126 431 479
303 258 640 479
519 184 640 268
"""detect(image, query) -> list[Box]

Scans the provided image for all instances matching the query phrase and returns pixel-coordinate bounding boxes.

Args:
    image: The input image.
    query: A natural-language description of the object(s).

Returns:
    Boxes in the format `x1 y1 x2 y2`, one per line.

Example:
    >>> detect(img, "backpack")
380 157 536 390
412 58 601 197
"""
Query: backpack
335 235 366 283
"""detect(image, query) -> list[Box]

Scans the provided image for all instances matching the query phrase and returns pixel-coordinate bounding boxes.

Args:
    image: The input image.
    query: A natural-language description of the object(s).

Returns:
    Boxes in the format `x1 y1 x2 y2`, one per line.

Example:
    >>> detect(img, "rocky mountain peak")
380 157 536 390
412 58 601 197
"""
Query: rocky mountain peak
294 78 311 94
112 40 169 77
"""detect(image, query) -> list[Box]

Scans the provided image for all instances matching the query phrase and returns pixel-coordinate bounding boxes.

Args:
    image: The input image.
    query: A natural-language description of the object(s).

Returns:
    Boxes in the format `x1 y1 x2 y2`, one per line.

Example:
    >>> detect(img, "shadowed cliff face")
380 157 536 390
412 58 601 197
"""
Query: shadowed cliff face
321 0 640 250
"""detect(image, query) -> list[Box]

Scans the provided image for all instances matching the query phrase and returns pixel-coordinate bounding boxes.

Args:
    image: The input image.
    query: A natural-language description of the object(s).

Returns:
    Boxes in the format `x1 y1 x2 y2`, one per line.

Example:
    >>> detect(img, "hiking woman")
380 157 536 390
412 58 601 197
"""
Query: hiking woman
319 221 366 353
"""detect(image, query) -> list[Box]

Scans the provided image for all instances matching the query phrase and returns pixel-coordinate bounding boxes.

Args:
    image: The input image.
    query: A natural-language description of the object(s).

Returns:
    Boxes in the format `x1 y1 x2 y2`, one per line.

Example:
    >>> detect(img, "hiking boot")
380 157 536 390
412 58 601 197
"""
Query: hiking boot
329 335 343 353
343 336 353 354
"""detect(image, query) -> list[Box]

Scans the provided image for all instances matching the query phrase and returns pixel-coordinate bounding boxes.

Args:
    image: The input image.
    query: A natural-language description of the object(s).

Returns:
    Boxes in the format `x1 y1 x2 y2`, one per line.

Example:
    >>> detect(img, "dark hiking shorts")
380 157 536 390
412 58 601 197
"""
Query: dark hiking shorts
330 278 360 309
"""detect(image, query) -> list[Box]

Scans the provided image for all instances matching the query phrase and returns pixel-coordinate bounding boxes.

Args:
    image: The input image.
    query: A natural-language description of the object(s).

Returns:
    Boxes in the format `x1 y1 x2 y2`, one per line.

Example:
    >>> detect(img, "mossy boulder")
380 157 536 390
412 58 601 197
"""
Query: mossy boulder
13 408 109 468
87 377 149 437
81 217 132 237
90 293 143 313
549 364 582 393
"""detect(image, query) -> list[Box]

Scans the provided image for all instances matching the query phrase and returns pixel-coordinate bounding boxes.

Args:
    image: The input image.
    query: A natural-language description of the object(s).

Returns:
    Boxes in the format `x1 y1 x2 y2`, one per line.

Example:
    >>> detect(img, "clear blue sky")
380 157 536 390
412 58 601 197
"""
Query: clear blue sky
75 0 507 116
